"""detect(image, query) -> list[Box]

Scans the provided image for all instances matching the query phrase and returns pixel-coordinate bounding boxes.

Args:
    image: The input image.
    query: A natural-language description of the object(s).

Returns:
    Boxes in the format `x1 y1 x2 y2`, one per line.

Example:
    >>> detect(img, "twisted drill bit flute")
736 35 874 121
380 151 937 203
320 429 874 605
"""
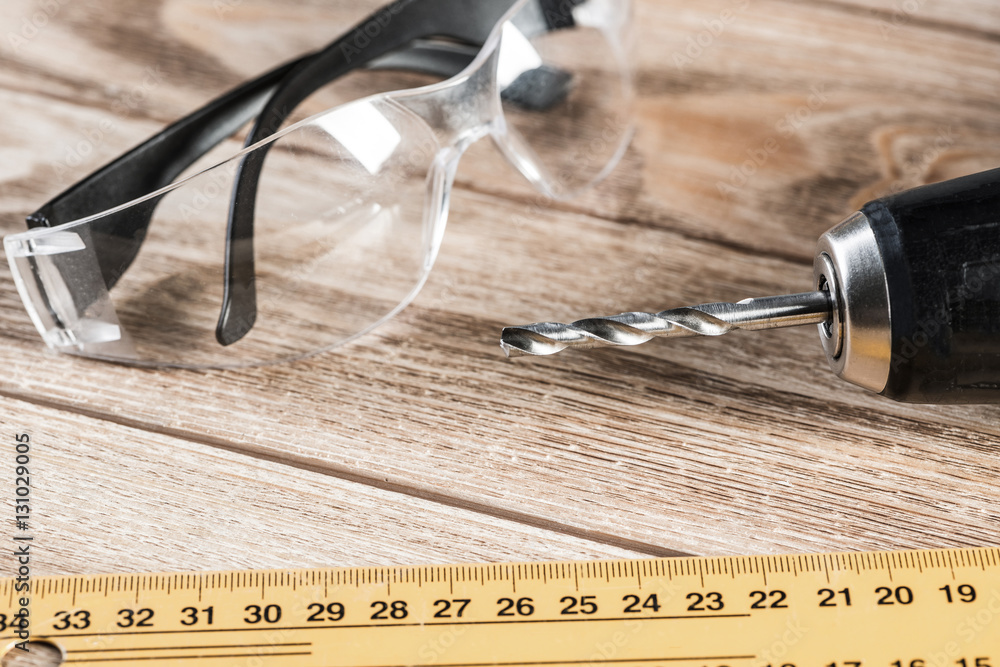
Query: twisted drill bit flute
499 168 1000 404
501 292 832 357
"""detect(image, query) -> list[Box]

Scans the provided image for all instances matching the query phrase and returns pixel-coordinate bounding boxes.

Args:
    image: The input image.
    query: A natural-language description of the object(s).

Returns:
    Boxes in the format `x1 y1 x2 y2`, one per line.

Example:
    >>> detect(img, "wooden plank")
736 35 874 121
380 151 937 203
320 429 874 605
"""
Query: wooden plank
3 0 998 263
819 0 1000 35
1 190 997 557
1 397 643 576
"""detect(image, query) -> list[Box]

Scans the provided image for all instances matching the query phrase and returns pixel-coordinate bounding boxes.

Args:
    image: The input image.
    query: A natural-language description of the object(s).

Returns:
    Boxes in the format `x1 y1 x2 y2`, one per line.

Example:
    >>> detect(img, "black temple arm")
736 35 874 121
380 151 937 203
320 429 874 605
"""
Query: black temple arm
25 37 485 294
27 56 311 290
217 0 524 344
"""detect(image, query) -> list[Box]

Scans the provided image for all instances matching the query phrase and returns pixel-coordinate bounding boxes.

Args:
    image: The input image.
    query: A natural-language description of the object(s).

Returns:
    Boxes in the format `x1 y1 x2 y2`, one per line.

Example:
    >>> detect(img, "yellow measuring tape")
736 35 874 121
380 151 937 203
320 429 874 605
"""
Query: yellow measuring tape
2 548 999 665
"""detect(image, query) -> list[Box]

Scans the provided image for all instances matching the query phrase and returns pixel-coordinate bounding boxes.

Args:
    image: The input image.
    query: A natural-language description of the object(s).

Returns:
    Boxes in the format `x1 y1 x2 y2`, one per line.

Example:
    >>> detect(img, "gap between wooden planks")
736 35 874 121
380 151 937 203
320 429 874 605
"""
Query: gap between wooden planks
0 0 998 573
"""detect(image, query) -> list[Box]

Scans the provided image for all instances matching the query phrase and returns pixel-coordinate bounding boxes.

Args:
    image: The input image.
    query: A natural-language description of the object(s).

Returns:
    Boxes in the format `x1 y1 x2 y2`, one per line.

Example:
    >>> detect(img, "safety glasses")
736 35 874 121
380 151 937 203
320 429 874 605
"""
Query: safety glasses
5 0 634 368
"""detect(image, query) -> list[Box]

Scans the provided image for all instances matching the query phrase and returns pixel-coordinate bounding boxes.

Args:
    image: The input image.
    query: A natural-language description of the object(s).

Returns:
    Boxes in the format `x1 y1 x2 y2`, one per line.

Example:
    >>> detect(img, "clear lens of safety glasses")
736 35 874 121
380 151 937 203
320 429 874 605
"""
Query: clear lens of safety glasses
495 0 634 198
5 0 634 368
6 99 446 367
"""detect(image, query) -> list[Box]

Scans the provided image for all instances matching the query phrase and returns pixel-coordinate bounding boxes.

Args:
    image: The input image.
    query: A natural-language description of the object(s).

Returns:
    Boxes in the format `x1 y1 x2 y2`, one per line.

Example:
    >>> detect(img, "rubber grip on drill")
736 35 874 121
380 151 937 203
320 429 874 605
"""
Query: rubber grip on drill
862 167 1000 404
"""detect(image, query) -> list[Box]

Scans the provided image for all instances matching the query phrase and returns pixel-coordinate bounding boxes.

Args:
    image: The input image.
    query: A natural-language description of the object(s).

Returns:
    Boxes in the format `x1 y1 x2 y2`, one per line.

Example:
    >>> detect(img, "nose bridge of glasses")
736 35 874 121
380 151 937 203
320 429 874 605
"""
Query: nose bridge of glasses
216 0 529 347
384 0 589 151
390 47 504 151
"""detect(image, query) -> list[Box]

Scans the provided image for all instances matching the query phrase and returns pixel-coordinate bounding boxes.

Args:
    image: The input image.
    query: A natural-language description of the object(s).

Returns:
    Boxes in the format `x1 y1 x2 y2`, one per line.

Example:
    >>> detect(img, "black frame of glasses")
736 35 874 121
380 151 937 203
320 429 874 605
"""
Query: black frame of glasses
27 0 579 346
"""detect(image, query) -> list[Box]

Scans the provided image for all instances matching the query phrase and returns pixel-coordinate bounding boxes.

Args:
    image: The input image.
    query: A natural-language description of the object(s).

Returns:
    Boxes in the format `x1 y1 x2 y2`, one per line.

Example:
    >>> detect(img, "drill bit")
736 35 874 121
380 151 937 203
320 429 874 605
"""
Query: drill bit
498 169 1000 403
501 291 832 357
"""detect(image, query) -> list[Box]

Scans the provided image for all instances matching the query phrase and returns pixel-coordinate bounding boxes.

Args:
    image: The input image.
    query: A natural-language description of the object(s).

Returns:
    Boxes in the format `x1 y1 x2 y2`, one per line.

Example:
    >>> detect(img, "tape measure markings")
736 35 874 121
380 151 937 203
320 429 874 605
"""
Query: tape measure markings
11 547 998 598
1 548 998 666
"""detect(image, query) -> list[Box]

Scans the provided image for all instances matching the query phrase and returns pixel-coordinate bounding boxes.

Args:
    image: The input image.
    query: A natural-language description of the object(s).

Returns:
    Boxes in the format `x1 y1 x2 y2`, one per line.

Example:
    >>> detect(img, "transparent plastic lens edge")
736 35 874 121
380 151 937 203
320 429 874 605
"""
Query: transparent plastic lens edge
4 0 635 369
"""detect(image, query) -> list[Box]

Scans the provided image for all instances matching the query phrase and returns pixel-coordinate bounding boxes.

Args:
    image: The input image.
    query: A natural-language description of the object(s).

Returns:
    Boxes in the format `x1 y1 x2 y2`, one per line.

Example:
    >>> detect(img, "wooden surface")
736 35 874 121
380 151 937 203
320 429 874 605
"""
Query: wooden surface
1 0 999 582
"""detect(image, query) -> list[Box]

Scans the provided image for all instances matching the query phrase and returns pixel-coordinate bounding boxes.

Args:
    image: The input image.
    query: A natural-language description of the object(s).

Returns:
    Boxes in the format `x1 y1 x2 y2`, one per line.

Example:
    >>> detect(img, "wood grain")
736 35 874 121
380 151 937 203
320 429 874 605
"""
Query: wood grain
0 0 998 578
2 397 642 576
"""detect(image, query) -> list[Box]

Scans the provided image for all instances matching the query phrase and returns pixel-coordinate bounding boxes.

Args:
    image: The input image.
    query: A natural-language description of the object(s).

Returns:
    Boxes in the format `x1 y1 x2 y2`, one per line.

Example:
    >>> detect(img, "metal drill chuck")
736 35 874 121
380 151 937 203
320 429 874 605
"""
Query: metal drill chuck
812 211 892 395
